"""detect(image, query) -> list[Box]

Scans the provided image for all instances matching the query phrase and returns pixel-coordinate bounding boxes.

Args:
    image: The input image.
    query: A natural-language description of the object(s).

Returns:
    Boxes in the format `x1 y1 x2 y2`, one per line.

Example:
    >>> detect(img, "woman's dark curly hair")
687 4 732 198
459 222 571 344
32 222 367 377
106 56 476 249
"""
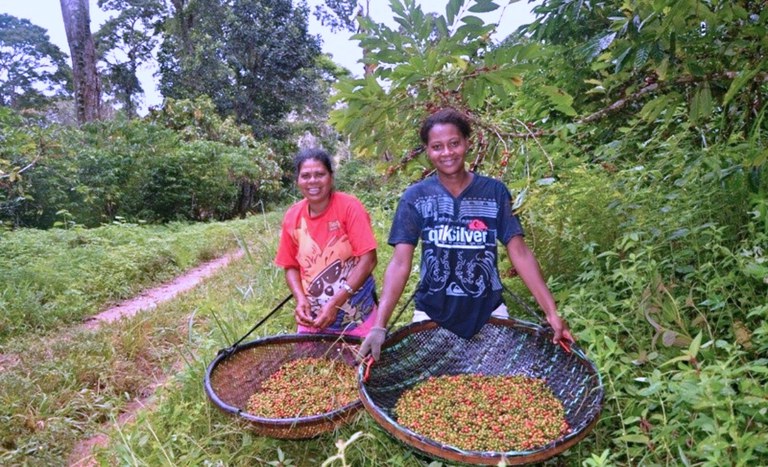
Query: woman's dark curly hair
419 108 472 144
293 147 334 178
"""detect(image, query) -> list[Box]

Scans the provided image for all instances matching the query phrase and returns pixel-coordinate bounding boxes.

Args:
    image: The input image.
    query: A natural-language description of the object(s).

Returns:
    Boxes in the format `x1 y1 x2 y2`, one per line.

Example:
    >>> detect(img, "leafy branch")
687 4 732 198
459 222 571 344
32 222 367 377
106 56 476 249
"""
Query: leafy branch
579 71 768 124
0 156 40 182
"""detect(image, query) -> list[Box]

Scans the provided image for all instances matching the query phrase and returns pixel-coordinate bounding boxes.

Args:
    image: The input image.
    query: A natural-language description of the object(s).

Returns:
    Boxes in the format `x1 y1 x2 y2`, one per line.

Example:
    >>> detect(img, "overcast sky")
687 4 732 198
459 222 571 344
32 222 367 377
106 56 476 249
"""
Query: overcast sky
1 0 539 113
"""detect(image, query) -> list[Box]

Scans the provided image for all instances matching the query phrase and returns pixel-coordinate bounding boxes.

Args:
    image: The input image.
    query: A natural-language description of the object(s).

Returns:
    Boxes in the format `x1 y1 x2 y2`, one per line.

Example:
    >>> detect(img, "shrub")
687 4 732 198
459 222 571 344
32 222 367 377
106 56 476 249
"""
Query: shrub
2 111 283 228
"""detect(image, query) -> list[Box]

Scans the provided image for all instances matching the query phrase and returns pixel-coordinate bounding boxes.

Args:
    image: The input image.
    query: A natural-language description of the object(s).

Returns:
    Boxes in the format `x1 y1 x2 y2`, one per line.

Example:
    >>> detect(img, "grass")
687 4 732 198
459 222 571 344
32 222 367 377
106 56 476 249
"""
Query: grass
1 193 766 466
0 214 280 465
0 218 260 346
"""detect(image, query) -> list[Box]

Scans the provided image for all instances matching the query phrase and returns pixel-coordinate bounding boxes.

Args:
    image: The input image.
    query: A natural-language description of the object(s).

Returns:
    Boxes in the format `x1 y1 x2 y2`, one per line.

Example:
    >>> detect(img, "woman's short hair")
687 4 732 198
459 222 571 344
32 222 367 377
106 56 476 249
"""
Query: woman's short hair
419 108 472 144
293 148 334 177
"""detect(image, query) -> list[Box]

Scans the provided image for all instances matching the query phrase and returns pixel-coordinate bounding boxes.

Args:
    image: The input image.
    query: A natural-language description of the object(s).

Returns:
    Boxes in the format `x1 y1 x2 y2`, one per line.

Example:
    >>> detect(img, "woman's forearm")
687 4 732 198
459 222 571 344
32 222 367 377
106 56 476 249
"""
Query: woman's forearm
343 249 377 292
284 268 306 301
506 236 558 317
374 244 415 328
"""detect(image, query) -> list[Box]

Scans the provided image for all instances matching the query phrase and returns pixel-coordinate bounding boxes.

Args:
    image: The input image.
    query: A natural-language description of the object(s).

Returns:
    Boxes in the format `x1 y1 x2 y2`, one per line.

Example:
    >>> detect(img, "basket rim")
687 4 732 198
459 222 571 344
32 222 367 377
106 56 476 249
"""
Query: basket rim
358 318 605 465
204 332 363 425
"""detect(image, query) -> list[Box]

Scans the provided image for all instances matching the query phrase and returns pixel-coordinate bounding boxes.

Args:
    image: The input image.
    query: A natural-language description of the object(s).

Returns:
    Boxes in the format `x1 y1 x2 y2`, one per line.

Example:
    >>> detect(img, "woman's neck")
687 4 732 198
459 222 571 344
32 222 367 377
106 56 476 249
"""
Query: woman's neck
307 192 332 218
438 170 473 197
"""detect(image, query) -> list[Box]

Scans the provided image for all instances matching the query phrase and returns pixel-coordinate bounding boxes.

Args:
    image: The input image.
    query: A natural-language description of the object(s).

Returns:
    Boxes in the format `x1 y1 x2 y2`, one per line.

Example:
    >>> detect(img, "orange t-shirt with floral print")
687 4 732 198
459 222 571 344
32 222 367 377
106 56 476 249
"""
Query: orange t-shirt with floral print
275 191 378 335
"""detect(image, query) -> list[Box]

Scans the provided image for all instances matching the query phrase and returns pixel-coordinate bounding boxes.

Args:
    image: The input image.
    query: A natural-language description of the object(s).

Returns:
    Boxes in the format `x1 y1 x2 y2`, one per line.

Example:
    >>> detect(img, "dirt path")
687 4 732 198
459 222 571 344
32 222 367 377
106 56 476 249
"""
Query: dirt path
67 375 174 467
82 250 244 329
68 249 243 466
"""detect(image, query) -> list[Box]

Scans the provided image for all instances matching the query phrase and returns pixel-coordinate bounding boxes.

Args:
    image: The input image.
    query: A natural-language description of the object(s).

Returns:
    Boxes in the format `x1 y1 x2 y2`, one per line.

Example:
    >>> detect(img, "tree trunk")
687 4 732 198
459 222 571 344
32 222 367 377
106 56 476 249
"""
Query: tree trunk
357 0 376 77
235 181 254 219
60 0 102 123
170 0 195 56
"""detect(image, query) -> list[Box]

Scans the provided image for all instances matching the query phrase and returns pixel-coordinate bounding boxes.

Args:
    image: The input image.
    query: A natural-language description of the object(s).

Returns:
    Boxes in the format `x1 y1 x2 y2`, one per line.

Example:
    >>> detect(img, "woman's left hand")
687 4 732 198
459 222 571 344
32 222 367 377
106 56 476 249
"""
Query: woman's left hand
311 301 338 329
294 297 315 327
546 313 575 345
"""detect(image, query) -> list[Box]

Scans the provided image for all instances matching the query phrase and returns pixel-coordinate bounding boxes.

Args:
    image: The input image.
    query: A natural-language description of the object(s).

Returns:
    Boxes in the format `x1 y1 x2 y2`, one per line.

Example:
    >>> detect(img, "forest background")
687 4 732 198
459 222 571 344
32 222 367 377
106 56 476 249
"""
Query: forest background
1 0 767 466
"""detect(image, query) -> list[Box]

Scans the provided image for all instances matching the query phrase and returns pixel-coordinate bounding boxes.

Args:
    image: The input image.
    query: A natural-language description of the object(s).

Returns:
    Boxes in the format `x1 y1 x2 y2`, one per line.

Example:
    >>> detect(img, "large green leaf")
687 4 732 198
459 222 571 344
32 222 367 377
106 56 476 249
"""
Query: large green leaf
460 15 486 27
722 65 763 107
578 31 617 59
468 1 499 14
446 0 464 25
689 82 713 124
634 44 650 69
613 45 633 73
541 85 577 116
639 95 672 123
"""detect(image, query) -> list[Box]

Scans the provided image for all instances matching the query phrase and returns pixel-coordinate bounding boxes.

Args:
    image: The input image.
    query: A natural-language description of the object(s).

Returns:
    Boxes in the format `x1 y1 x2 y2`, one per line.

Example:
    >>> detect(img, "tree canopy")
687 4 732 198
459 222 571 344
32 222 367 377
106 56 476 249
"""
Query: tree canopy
95 0 166 117
331 0 768 180
0 13 71 110
156 0 324 137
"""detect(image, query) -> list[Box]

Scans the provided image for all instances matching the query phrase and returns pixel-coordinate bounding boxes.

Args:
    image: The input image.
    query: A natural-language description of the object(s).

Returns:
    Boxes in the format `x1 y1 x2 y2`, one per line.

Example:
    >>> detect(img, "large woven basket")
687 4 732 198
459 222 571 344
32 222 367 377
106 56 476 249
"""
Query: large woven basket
205 333 363 439
359 318 604 465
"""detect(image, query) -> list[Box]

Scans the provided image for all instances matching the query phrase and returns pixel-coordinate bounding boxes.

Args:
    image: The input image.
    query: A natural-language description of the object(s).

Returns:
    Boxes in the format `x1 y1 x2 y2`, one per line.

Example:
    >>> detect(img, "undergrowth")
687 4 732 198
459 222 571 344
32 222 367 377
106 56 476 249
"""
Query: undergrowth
0 217 266 345
1 153 766 465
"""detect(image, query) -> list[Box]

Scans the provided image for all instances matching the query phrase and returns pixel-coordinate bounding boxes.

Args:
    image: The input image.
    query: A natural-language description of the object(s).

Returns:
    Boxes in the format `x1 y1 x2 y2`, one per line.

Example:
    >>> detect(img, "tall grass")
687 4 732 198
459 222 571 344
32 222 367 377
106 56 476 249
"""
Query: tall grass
1 153 766 466
0 218 265 345
0 213 285 466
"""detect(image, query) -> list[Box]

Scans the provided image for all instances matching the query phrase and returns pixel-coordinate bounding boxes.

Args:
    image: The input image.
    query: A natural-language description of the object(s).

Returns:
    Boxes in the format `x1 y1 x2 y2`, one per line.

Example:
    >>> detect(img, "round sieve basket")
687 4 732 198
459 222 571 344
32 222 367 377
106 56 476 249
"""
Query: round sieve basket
205 333 363 439
358 318 604 465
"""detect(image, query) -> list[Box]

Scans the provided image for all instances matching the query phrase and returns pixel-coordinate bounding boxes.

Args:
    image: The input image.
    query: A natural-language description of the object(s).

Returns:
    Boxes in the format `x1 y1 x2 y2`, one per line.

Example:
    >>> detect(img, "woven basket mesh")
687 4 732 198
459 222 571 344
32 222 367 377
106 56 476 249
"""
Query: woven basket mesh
205 334 362 439
359 318 604 465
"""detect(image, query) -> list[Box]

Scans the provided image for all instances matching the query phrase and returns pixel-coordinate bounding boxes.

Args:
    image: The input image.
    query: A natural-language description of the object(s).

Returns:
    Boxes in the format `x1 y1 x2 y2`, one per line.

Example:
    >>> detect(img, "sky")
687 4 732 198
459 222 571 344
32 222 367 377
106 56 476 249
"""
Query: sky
1 0 540 114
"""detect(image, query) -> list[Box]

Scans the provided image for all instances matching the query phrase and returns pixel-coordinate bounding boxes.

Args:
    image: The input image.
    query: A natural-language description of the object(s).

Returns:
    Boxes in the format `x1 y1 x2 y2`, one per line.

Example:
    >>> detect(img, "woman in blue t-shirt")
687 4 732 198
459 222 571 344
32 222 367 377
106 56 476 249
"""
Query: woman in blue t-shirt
359 108 574 360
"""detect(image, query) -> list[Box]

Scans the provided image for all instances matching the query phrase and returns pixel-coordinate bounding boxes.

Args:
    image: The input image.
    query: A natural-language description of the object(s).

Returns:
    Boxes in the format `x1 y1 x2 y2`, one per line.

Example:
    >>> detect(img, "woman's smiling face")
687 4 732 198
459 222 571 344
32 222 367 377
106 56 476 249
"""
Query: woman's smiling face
426 123 469 176
297 158 333 204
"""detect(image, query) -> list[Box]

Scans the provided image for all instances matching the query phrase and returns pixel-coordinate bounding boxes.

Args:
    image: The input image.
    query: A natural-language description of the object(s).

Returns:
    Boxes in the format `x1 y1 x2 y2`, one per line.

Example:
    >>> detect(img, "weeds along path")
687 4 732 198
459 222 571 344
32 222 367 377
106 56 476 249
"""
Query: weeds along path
68 249 244 467
0 249 245 373
82 250 245 329
67 368 180 467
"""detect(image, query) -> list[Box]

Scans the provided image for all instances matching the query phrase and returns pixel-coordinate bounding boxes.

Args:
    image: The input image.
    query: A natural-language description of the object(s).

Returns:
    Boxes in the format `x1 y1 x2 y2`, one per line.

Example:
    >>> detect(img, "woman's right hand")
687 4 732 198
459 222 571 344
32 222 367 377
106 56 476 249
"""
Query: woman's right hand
357 327 387 361
294 297 315 327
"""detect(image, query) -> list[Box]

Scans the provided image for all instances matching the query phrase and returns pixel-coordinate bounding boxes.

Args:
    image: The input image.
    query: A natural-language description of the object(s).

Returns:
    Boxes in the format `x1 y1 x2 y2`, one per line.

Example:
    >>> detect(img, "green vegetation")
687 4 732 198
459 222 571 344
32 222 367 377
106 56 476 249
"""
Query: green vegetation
0 217 265 345
0 99 283 229
0 13 70 110
1 0 767 465
1 180 765 465
155 0 327 138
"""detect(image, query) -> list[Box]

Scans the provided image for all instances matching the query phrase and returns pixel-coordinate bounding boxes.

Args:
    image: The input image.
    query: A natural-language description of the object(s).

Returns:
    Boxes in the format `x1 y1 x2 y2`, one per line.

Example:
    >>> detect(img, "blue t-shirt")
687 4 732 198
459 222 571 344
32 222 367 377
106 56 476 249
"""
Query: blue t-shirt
388 174 524 338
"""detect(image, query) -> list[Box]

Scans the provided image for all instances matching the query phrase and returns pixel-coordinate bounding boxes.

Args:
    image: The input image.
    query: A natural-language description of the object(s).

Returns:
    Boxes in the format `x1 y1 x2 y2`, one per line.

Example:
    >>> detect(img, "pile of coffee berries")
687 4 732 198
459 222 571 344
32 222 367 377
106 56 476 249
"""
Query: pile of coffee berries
246 357 357 418
395 374 570 452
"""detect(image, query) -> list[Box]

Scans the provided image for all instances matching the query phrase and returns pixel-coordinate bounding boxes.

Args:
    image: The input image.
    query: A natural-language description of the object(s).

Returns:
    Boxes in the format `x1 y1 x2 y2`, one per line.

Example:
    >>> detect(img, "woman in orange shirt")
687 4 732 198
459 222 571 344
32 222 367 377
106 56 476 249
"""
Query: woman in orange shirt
275 148 379 336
